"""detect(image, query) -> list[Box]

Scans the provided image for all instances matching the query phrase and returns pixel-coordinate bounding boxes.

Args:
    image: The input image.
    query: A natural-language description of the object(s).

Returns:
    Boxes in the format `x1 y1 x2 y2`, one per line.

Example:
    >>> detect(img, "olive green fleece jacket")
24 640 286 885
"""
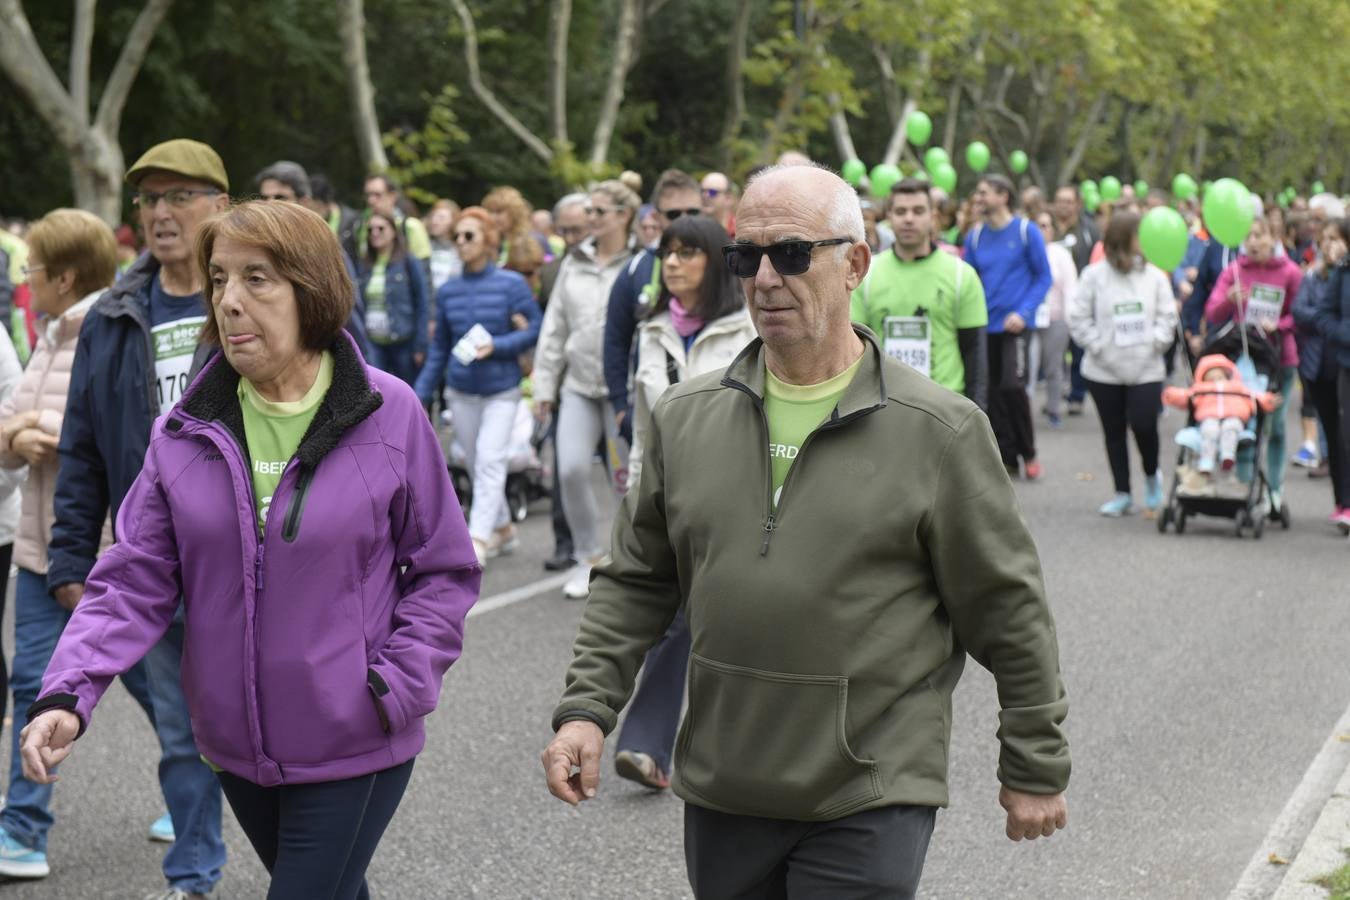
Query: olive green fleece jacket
553 326 1069 822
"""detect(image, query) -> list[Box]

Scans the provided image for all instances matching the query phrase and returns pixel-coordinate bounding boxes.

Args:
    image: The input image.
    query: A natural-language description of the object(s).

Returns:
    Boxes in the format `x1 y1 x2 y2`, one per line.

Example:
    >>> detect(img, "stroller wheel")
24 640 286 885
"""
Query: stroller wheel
1156 506 1171 533
1252 512 1265 539
1235 513 1247 538
1279 503 1292 529
508 480 530 523
1174 508 1187 534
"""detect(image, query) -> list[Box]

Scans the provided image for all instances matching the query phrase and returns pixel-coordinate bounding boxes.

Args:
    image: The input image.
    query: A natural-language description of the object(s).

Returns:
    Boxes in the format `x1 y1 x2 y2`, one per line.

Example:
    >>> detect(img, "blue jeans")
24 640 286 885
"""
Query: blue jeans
365 340 418 386
615 611 690 773
3 572 224 892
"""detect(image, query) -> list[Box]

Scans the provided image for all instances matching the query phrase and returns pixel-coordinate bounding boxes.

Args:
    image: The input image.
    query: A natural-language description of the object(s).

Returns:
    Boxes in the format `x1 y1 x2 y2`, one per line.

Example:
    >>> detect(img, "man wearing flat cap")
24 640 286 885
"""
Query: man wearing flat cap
44 139 228 897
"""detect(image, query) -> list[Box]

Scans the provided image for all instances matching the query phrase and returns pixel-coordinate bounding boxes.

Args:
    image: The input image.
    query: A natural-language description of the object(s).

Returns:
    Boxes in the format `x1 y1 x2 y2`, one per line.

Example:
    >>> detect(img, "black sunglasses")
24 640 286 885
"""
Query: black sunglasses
722 238 854 278
660 207 702 221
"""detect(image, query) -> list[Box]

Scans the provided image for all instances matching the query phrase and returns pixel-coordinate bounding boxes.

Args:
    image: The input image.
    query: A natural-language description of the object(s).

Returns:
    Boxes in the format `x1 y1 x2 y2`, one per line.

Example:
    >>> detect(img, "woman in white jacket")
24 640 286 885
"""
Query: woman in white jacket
611 213 756 792
1068 210 1179 517
532 180 640 599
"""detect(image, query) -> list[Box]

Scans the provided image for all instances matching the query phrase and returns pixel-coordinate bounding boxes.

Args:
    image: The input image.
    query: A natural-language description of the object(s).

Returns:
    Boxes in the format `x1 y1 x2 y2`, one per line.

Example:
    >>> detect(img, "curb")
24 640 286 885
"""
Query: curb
1273 755 1350 900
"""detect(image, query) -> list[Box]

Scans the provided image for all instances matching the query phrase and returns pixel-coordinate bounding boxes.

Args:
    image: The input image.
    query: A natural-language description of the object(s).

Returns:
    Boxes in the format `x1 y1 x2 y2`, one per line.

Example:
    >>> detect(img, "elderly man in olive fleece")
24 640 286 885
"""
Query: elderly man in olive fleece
541 164 1070 899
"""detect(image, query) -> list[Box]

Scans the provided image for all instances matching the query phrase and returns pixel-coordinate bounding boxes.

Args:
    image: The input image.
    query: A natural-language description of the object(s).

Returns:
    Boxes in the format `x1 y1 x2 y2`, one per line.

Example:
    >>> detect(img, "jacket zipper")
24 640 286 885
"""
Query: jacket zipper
281 467 315 542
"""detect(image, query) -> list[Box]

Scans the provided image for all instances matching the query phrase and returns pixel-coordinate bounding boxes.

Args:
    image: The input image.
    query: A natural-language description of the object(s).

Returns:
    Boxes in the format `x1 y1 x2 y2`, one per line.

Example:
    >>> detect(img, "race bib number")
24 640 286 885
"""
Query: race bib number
152 316 206 415
1111 301 1149 348
365 307 392 340
883 316 931 379
1247 284 1284 330
1035 301 1051 330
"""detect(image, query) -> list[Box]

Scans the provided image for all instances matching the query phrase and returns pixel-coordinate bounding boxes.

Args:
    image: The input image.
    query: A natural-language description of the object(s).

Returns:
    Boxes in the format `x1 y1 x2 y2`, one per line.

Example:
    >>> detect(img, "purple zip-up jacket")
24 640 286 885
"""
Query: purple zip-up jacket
32 333 481 786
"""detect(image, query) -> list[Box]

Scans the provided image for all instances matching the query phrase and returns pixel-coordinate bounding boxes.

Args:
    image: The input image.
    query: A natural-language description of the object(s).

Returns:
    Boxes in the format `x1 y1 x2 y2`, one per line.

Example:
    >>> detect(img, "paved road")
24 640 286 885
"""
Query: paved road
1 399 1347 899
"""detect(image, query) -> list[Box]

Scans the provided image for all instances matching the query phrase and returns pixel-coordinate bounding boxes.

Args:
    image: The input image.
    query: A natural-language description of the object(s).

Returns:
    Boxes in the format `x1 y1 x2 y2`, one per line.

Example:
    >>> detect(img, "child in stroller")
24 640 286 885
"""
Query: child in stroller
1162 354 1279 475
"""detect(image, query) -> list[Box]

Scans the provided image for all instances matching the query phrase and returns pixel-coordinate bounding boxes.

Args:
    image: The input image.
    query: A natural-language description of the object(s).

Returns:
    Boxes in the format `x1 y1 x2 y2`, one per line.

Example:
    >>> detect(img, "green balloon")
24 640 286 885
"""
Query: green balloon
841 159 867 187
1139 207 1189 271
1171 173 1198 201
923 146 949 173
1312 180 1326 194
906 111 933 146
1277 192 1290 209
965 141 991 173
1083 192 1101 213
1080 179 1098 197
1202 177 1255 248
931 161 957 194
1100 176 1122 201
1009 150 1029 174
1134 180 1149 197
869 163 902 199
1202 180 1213 196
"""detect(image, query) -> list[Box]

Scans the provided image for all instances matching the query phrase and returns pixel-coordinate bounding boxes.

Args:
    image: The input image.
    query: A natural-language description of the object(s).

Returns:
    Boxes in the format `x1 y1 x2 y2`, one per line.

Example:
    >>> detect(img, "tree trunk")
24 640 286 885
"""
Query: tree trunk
336 0 389 174
588 0 641 168
0 0 173 222
881 48 931 167
1191 122 1208 175
1159 110 1185 183
828 94 859 164
547 0 572 147
942 80 962 155
717 0 753 172
1056 91 1107 189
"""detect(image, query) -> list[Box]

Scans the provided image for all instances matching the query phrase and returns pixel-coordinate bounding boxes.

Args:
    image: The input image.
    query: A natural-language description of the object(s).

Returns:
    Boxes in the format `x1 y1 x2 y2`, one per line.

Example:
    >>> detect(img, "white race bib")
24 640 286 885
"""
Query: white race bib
365 307 391 340
1246 284 1284 331
152 316 207 414
1111 301 1150 348
883 316 932 379
1035 301 1051 330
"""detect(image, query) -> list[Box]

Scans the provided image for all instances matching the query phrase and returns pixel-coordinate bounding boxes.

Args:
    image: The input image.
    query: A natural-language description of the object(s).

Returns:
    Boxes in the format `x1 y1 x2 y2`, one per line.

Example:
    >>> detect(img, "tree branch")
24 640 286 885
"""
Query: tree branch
588 0 641 168
0 0 88 147
93 0 175 136
449 0 553 163
828 93 859 164
717 0 753 171
71 0 96 126
547 0 572 147
882 47 930 167
1058 90 1108 186
336 0 389 173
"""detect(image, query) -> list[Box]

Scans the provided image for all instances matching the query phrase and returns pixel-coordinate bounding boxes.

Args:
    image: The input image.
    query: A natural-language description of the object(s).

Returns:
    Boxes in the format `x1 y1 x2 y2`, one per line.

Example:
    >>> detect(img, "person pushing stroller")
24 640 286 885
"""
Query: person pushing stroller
1163 354 1280 475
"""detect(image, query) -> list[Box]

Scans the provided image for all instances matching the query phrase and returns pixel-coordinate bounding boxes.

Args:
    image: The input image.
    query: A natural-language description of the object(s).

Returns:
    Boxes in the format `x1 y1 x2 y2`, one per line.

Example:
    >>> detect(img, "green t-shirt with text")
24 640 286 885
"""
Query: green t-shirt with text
238 352 333 532
763 354 863 509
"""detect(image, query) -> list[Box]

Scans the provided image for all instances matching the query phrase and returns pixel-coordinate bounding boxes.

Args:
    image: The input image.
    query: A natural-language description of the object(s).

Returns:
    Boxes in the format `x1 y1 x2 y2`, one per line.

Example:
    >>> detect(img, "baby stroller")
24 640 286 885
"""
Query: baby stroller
448 398 549 524
1156 320 1287 538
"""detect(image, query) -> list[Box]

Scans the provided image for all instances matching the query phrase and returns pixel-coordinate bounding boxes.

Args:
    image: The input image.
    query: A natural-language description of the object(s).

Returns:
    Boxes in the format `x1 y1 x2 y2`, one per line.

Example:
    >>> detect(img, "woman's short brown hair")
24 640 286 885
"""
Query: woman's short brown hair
26 209 118 298
195 201 353 352
1104 210 1142 274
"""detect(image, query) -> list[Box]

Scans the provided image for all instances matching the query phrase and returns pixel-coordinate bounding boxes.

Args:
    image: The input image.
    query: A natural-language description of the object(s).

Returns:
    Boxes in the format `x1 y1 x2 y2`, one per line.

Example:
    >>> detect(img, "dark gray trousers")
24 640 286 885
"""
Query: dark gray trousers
684 803 936 900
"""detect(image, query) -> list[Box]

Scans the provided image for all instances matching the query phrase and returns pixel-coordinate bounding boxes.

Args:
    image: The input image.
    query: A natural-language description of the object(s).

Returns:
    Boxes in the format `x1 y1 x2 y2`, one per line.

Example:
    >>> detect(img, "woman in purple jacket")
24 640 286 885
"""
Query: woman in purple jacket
19 201 481 900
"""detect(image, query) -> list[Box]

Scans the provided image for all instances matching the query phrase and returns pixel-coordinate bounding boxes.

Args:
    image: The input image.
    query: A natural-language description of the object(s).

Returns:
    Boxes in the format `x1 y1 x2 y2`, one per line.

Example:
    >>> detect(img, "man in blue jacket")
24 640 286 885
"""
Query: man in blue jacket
602 168 703 443
47 139 228 898
965 174 1053 479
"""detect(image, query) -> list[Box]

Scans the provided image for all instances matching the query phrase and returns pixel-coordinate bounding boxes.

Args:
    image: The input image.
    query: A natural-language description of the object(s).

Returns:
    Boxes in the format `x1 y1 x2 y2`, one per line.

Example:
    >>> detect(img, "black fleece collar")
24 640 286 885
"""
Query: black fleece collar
178 332 383 470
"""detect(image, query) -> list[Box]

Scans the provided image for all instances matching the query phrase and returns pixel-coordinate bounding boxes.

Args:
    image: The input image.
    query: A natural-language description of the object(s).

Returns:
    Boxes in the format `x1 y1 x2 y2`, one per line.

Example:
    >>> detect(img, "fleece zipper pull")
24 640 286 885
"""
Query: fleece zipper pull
759 514 777 556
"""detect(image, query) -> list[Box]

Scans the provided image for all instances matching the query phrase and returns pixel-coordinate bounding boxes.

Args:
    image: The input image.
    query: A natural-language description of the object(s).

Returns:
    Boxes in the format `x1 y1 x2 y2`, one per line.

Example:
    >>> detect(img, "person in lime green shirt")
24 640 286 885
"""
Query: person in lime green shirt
851 178 988 409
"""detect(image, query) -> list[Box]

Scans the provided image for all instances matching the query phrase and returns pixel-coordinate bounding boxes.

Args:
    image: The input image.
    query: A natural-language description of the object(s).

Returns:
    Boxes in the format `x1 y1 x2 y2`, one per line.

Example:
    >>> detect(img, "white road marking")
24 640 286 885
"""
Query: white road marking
467 572 573 618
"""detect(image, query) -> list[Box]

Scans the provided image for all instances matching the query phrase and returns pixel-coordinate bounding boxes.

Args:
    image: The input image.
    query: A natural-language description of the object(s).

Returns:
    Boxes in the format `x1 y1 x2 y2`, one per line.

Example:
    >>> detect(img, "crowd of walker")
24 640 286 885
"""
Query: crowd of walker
0 132 1345 899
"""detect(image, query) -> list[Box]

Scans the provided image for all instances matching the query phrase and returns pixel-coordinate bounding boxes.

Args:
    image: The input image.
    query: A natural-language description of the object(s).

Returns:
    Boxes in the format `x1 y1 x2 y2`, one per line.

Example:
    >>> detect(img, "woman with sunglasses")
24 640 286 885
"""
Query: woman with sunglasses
415 207 540 565
357 211 429 386
534 180 641 600
610 214 756 791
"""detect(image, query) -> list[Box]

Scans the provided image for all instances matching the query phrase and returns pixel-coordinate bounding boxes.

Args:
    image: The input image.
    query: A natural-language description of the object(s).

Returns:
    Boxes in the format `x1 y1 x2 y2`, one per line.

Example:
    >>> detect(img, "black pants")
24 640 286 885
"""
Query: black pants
987 332 1036 466
1308 375 1349 507
0 543 10 726
217 759 414 900
685 803 936 900
1085 380 1162 494
1340 370 1350 503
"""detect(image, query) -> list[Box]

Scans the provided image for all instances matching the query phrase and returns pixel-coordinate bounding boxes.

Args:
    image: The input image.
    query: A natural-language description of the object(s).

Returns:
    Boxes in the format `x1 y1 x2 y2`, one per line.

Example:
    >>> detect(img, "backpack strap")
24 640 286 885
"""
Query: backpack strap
665 350 681 386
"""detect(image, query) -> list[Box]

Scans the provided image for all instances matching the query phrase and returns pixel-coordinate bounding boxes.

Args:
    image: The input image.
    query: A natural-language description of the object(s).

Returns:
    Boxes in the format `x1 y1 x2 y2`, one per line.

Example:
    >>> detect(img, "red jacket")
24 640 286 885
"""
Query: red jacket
1162 354 1278 423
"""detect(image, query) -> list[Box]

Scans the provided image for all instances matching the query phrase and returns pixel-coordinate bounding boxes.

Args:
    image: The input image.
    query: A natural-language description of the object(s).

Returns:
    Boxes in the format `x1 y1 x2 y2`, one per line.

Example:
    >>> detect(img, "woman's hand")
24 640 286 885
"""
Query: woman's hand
10 429 59 467
1 410 42 449
474 337 495 360
1226 283 1242 305
19 710 81 784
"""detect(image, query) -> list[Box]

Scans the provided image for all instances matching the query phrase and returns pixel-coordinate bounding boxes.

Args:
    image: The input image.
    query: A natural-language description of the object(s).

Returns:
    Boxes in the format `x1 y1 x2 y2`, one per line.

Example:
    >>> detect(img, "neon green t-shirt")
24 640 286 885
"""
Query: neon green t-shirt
850 248 987 394
763 354 864 509
238 352 333 532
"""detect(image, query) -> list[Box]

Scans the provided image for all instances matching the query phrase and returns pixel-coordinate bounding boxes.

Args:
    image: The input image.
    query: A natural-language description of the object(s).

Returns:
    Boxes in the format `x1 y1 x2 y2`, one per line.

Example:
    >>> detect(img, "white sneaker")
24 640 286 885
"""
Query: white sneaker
562 563 593 599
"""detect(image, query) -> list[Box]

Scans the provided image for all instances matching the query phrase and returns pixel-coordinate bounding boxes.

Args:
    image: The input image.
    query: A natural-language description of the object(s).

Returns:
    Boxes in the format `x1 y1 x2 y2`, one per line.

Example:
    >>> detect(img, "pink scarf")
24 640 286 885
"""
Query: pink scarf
668 298 706 338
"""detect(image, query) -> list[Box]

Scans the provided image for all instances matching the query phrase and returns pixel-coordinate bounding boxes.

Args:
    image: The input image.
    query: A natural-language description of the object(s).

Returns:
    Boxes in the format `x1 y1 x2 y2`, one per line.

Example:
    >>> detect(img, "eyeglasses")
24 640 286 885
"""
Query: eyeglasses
660 208 701 221
702 188 724 199
662 245 704 262
454 232 481 244
585 206 616 218
557 225 586 237
21 264 45 278
133 188 220 208
722 238 855 278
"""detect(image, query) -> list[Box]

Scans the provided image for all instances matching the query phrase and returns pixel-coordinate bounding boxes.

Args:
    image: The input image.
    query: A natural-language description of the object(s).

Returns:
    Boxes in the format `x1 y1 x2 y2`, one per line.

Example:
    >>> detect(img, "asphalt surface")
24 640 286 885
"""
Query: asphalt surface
1 396 1348 899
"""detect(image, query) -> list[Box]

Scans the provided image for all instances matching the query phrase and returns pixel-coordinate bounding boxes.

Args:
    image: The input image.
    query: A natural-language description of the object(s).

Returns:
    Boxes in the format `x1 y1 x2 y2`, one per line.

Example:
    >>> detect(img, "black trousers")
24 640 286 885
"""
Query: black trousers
987 331 1037 465
1340 370 1350 504
0 543 11 726
217 758 414 900
1308 375 1349 507
1085 380 1163 494
685 803 936 900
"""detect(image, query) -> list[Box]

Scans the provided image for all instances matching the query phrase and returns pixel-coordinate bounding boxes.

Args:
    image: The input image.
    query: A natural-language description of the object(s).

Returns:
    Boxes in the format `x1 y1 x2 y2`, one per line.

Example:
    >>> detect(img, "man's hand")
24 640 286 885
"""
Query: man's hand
541 719 604 806
10 430 59 467
1004 312 1026 334
1000 785 1067 841
53 582 85 613
19 709 81 784
1178 280 1193 301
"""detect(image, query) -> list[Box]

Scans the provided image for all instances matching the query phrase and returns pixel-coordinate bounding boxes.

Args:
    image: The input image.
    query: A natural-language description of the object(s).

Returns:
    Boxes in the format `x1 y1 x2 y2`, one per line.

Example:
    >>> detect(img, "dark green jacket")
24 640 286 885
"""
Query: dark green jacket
553 327 1069 821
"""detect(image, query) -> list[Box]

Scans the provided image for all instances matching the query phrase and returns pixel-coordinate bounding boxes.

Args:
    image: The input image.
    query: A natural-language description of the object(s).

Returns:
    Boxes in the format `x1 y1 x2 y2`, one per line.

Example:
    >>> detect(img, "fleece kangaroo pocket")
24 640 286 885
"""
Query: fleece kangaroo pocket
676 653 882 820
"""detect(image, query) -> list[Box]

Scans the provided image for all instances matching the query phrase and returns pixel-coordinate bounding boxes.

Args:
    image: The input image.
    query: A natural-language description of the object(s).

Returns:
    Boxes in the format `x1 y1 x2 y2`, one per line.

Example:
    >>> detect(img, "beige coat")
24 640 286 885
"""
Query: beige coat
628 306 757 489
0 293 111 573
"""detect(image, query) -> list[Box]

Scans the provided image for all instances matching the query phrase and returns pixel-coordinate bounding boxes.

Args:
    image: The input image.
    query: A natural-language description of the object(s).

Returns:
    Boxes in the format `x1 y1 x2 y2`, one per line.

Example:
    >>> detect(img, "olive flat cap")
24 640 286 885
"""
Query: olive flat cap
125 139 229 192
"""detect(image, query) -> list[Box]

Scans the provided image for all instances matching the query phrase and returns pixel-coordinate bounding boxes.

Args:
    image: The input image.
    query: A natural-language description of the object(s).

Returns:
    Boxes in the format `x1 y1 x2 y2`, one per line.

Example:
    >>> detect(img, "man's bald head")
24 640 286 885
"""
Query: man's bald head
744 165 864 242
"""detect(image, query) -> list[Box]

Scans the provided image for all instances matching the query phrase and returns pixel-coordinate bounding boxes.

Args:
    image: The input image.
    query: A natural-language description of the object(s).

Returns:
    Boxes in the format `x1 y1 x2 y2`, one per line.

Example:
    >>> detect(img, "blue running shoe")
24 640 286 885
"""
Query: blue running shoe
0 826 49 878
1144 472 1164 512
1291 445 1318 468
1099 493 1134 517
149 812 175 844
